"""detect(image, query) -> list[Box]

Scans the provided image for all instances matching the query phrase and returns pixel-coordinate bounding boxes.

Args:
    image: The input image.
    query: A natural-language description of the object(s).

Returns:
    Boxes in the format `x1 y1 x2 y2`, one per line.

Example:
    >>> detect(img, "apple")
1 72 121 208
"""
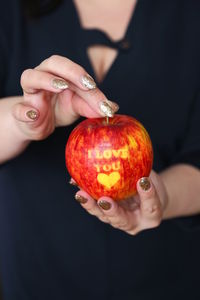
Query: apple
65 114 153 201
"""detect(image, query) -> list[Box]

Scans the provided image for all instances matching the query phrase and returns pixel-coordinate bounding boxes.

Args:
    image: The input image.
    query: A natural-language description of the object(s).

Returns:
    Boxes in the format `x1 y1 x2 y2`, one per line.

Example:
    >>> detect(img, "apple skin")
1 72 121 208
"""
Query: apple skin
65 115 153 201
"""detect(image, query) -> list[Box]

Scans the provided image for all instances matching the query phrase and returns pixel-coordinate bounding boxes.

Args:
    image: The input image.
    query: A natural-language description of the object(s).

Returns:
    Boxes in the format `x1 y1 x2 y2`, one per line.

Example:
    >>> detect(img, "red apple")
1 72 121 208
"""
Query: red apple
65 114 153 201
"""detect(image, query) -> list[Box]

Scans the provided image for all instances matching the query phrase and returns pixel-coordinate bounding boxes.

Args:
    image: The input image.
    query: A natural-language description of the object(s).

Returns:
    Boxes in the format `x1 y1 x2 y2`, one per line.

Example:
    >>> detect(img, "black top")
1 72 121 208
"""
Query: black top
0 1 200 299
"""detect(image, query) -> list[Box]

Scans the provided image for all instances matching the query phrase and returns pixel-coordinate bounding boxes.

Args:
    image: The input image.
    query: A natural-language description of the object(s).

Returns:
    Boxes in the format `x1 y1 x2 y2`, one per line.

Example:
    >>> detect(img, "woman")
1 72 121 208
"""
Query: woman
0 0 200 299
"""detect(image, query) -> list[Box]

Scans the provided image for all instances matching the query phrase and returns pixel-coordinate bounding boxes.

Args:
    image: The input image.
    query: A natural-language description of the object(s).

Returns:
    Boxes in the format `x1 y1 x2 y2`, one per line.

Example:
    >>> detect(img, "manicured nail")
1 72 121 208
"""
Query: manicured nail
98 200 111 210
69 178 78 186
52 78 69 90
75 194 88 204
81 74 96 89
139 177 151 191
99 101 114 117
26 110 38 120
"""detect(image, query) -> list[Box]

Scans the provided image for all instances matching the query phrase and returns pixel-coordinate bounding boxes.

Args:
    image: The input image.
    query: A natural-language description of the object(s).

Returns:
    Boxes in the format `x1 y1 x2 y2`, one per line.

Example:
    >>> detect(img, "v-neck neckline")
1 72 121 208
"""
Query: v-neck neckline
70 0 142 86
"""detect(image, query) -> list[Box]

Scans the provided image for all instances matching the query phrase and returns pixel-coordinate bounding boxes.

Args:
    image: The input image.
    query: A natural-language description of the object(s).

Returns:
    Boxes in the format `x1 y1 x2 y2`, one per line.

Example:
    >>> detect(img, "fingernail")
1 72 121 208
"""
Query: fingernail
52 78 69 90
69 178 78 186
98 200 111 210
81 74 96 90
75 194 88 204
99 101 115 117
139 177 151 191
26 110 38 120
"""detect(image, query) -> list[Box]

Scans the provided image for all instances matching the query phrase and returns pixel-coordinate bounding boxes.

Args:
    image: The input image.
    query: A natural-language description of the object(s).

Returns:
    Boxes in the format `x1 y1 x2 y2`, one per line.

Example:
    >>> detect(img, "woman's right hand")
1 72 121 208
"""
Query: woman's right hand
12 55 119 141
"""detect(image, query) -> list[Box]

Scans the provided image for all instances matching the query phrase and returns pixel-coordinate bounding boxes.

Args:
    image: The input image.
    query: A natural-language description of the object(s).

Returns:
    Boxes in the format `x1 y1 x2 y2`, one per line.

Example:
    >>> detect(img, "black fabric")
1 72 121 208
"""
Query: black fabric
0 0 200 299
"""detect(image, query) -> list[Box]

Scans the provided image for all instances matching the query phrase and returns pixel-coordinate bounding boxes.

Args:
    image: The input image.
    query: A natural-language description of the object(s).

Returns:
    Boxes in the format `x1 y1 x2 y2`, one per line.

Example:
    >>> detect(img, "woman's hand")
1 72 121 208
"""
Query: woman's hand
12 55 118 141
74 170 169 235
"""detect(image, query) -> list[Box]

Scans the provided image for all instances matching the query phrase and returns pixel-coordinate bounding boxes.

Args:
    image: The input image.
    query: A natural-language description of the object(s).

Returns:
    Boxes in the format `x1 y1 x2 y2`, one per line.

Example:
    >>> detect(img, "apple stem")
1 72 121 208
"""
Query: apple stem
106 116 109 124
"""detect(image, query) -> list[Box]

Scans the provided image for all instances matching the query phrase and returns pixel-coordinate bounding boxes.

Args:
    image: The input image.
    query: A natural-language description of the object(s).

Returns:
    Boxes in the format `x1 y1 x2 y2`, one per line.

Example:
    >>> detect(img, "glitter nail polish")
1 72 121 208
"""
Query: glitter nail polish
26 110 38 120
81 74 96 89
99 101 114 117
75 194 88 204
52 78 69 90
139 177 151 191
98 200 111 210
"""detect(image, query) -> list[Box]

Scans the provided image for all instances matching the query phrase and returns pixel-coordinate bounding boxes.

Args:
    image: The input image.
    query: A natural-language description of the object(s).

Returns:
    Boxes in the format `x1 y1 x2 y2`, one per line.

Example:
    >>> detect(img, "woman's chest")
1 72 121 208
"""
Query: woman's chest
73 0 137 82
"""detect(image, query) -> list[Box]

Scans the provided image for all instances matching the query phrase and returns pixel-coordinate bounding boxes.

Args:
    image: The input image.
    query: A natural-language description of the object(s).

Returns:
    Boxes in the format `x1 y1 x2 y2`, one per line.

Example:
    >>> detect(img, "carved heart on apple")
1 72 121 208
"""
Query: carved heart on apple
65 115 153 201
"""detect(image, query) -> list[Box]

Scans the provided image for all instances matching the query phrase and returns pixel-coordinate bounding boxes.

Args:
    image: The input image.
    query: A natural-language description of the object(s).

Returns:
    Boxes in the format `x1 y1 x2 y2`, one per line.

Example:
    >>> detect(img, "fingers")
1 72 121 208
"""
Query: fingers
97 197 132 230
36 55 96 91
54 90 101 127
69 83 119 117
21 69 69 95
137 177 162 229
20 68 71 118
74 176 163 236
12 103 39 122
12 97 55 141
74 190 137 231
75 191 110 224
17 55 115 140
21 68 118 120
35 55 119 117
20 55 119 125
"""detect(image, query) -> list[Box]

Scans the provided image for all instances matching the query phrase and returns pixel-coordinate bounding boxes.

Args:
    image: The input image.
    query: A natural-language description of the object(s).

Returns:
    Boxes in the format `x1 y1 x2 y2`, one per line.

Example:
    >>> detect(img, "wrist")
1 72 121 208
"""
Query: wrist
160 169 176 220
160 178 171 220
160 164 200 220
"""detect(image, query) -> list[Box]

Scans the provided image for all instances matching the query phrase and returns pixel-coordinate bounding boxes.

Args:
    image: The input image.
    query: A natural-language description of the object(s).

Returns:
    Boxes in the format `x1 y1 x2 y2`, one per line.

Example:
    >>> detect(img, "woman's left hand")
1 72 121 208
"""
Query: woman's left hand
73 170 169 235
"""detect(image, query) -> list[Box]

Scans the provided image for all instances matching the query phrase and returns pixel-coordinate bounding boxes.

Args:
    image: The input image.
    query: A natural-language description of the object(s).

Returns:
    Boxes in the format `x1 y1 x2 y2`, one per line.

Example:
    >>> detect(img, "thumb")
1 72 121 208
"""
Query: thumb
137 177 162 228
12 102 39 122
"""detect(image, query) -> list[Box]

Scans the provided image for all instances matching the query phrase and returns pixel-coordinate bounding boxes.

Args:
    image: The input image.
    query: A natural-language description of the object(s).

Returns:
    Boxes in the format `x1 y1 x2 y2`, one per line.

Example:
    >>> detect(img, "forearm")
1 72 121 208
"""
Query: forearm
160 164 200 219
0 96 30 164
